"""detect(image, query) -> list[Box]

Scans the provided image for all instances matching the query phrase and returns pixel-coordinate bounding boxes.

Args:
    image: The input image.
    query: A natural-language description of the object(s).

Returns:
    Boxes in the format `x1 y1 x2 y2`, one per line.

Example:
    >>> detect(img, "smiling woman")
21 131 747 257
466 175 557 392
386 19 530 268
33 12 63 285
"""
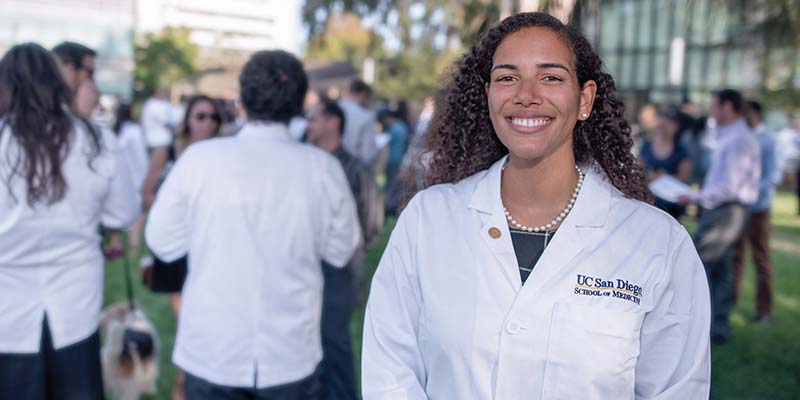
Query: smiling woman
361 12 711 400
424 12 651 205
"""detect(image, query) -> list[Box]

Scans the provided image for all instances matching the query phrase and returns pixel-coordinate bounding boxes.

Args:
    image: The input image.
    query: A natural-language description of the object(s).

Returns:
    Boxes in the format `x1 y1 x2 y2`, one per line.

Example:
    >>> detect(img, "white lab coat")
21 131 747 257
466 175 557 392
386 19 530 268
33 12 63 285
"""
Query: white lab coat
362 156 711 400
141 97 173 148
145 123 361 388
0 120 140 352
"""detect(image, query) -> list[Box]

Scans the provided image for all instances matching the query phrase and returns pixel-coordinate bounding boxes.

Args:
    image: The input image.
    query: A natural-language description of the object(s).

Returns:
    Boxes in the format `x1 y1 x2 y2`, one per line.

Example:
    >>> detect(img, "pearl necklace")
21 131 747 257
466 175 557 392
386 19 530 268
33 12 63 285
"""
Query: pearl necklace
502 164 584 233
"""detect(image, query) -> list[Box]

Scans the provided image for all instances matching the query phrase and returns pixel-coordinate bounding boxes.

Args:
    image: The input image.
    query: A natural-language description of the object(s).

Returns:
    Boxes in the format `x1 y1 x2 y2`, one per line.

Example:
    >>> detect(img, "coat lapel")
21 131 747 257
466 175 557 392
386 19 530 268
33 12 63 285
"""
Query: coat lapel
468 160 613 297
469 156 523 292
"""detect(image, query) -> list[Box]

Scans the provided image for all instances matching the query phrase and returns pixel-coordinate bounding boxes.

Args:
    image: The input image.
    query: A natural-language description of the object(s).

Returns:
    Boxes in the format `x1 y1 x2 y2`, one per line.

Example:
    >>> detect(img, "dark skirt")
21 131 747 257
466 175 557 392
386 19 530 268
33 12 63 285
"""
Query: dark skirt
148 255 188 293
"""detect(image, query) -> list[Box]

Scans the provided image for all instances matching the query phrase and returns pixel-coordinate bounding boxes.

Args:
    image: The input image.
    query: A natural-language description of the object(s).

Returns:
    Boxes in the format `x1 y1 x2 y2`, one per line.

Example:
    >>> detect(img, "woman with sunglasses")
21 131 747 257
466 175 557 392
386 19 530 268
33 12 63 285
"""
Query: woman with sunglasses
142 94 223 307
140 94 223 400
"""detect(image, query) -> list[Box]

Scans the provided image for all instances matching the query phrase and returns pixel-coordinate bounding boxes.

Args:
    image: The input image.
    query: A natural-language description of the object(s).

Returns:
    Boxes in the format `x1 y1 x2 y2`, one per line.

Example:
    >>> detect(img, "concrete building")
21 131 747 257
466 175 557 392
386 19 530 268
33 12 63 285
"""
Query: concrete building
137 0 304 99
136 0 304 66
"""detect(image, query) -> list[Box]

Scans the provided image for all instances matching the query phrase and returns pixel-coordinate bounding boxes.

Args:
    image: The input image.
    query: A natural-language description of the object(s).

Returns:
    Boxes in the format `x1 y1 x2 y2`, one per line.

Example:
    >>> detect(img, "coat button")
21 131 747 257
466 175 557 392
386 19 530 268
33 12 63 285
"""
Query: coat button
488 227 501 239
505 321 521 334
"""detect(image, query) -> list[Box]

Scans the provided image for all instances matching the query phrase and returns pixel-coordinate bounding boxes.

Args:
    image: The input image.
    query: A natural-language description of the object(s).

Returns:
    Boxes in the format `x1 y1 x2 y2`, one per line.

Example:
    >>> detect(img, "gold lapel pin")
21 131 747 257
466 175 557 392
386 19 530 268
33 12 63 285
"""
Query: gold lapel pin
488 227 502 239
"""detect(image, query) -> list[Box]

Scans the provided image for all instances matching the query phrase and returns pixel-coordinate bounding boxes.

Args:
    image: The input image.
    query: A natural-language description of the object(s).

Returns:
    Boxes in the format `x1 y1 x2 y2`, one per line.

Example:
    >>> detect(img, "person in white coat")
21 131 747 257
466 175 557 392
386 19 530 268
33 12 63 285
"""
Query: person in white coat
104 103 149 259
362 12 711 400
146 50 360 399
0 43 140 400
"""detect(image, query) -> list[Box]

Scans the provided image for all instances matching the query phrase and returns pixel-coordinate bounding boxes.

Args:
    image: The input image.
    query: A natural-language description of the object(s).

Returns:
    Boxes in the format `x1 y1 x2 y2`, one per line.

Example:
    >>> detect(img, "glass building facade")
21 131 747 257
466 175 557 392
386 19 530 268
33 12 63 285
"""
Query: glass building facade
592 0 767 110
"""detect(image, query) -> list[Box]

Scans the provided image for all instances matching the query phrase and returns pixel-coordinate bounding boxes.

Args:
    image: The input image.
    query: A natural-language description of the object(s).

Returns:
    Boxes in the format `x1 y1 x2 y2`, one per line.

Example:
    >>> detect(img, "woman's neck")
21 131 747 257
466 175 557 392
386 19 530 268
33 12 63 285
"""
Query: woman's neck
500 150 580 229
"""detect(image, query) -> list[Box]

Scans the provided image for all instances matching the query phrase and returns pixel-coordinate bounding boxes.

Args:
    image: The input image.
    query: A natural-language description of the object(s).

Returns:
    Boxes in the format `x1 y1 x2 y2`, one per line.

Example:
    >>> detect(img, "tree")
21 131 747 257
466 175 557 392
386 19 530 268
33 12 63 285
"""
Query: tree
306 12 386 68
303 1 495 100
302 1 580 100
133 27 198 102
748 0 800 91
715 0 800 109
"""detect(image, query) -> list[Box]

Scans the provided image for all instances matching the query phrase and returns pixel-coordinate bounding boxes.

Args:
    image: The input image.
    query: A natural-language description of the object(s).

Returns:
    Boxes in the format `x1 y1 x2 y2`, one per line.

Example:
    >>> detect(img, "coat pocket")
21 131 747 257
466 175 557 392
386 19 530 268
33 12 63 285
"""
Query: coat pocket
541 302 644 400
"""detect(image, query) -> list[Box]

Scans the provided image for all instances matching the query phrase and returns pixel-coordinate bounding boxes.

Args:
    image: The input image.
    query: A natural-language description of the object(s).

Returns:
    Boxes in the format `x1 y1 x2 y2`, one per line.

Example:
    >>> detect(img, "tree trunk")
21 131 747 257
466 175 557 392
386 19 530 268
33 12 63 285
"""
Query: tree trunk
787 40 799 90
395 0 413 51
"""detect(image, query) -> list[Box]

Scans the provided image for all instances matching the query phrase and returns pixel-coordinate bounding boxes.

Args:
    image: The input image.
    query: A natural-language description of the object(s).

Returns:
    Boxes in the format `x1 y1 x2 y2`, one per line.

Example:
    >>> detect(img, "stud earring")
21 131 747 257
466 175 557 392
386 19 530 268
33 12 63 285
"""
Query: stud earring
581 113 589 119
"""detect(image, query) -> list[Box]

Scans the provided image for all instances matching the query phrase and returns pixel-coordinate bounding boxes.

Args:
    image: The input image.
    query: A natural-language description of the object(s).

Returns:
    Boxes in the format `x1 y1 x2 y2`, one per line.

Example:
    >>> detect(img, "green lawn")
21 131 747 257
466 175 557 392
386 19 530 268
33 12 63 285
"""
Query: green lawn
104 192 800 399
707 192 800 400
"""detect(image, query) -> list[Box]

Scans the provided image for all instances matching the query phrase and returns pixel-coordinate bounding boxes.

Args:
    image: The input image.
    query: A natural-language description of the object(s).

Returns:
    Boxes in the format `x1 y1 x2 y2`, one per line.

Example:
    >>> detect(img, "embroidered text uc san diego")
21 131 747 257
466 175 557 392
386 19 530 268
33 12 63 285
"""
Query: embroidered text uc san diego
574 274 643 305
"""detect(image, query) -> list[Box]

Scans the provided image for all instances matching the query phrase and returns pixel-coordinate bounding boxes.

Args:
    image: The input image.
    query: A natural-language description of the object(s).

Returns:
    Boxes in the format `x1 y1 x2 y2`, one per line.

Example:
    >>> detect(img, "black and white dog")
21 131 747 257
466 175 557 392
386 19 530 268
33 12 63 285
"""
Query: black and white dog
100 302 159 400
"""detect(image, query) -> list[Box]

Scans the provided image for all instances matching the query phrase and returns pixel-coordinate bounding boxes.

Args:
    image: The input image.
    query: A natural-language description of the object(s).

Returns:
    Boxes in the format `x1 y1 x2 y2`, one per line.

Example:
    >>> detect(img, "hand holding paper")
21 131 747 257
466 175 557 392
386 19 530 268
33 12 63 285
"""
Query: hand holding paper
648 175 696 203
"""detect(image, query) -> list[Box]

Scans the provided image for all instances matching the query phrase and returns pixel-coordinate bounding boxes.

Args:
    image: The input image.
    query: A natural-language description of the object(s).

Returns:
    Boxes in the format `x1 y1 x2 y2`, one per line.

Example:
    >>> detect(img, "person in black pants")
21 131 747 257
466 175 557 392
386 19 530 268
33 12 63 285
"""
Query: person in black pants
679 89 761 344
307 100 383 400
0 318 104 399
0 43 139 399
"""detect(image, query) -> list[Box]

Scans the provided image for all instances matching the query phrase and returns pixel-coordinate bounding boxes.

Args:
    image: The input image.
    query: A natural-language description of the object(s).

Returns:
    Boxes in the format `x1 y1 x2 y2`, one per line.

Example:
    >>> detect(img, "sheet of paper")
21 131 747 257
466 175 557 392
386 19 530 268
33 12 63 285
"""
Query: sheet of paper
648 174 695 203
375 132 391 149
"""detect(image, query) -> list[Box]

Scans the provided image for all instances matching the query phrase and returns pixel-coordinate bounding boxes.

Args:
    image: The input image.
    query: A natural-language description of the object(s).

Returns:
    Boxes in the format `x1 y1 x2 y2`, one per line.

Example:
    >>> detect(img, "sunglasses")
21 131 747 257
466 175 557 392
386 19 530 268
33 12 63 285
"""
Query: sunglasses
193 112 222 122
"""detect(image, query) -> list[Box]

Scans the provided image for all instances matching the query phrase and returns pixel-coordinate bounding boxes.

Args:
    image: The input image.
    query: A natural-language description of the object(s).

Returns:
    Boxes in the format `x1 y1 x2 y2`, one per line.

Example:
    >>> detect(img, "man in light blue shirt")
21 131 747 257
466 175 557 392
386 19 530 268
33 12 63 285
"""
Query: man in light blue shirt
679 89 761 344
732 101 779 323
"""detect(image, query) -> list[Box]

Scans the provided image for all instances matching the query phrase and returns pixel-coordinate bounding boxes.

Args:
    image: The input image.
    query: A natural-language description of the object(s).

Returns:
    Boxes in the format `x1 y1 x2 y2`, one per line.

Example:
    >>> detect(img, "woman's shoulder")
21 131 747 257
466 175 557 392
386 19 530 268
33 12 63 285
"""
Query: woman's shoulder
411 168 488 208
610 188 690 241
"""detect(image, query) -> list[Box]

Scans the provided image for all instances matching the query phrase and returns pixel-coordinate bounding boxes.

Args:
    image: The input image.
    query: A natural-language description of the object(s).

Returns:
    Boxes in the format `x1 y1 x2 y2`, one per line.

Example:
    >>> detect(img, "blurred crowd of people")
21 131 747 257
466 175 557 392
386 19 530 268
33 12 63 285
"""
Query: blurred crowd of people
635 91 796 344
1 32 799 400
0 38 430 400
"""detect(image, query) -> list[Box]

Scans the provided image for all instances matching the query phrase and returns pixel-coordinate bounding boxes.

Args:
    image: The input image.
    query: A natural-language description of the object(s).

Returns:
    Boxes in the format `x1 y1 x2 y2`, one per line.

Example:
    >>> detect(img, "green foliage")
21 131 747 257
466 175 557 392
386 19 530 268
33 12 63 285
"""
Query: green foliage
743 0 800 48
133 27 199 102
758 88 800 113
306 12 386 68
301 1 577 100
746 0 800 92
458 0 503 46
372 48 461 100
707 192 800 400
302 1 505 100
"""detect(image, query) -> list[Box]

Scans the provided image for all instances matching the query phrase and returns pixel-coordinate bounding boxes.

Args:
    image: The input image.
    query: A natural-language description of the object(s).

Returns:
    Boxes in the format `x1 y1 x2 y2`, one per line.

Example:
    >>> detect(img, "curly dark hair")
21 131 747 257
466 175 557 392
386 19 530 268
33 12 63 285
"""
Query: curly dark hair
239 50 308 124
424 12 651 202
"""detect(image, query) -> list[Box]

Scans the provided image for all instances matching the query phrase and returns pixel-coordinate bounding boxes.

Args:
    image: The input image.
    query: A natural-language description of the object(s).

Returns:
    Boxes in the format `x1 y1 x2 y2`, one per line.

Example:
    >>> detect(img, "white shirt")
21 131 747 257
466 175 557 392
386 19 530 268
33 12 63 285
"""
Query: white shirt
141 97 174 148
117 122 149 188
0 119 140 353
145 122 360 388
694 118 760 209
339 99 378 164
362 156 711 400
